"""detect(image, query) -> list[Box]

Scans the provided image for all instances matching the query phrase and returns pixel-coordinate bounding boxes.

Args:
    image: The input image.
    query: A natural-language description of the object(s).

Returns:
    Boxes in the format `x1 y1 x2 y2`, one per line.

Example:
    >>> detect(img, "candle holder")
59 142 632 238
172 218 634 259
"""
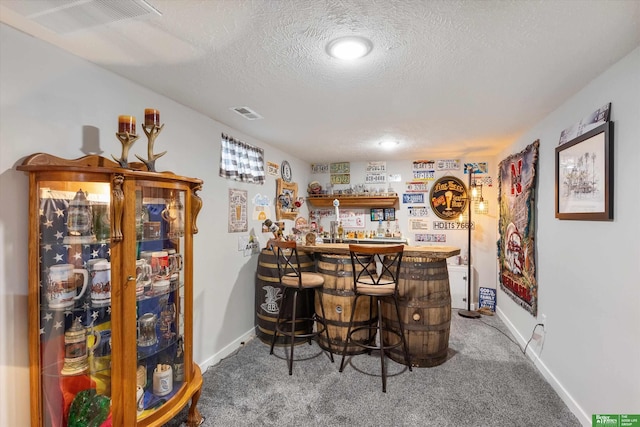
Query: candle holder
112 132 139 169
136 124 167 172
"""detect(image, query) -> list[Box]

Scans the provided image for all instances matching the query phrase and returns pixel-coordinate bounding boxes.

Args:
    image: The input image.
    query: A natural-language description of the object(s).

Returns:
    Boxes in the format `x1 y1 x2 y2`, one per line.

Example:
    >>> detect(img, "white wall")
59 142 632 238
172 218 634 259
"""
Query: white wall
309 158 498 305
0 23 307 426
495 47 640 425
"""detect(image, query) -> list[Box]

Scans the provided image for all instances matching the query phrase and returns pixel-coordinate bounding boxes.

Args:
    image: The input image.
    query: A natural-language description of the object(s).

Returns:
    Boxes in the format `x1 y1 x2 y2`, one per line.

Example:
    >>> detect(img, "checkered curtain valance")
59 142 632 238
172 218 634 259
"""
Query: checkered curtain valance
219 133 265 184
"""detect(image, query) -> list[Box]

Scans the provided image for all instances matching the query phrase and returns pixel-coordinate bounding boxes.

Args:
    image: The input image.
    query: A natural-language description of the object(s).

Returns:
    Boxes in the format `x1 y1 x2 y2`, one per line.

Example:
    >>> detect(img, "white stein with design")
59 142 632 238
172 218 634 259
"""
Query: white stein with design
45 264 89 309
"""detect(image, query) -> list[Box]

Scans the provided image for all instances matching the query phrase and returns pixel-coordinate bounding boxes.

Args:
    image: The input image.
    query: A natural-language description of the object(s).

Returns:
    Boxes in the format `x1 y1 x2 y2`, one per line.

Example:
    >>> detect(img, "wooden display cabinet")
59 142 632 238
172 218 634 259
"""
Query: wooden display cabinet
18 153 204 427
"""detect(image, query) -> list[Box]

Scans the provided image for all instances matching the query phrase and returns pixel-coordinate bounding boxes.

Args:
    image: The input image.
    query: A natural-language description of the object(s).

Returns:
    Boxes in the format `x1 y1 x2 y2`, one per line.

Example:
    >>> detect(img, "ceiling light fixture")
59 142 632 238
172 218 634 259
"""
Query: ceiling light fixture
378 140 399 150
326 36 373 60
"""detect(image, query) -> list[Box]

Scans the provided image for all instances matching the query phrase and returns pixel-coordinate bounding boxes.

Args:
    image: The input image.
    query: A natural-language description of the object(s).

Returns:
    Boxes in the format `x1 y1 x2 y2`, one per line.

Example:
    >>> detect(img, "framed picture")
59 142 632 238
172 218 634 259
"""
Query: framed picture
384 208 395 221
370 208 384 221
555 121 613 220
276 179 298 221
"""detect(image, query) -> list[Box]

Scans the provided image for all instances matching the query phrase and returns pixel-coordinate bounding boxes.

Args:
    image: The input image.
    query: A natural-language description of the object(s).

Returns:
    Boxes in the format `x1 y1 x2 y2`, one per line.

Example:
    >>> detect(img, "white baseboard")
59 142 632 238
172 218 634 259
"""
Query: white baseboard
496 307 590 427
197 328 256 373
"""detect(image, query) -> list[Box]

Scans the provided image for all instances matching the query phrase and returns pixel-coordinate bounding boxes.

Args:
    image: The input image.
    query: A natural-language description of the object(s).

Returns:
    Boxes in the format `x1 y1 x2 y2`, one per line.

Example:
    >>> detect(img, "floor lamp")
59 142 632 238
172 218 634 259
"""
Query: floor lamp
459 165 483 319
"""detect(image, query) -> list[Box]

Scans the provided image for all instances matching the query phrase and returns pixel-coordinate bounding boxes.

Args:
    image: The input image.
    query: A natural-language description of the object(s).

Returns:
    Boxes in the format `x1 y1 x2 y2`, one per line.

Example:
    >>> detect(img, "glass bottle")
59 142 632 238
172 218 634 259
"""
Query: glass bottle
337 222 344 242
393 220 402 238
377 220 384 237
173 337 184 383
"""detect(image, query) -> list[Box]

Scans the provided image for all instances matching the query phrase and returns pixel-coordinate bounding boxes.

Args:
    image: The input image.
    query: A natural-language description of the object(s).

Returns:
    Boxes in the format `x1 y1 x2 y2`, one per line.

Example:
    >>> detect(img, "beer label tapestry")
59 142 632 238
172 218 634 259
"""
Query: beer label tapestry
497 140 540 316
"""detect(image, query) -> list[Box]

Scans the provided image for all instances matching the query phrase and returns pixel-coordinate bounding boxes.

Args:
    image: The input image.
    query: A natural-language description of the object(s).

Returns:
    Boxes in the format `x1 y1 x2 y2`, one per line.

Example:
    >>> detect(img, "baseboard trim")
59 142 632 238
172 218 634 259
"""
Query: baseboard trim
198 328 256 373
496 307 590 427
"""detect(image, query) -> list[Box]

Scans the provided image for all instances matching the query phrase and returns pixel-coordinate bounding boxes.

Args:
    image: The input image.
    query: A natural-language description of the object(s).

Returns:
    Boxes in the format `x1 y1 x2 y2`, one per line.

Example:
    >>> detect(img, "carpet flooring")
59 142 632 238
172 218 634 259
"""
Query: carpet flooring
164 311 580 426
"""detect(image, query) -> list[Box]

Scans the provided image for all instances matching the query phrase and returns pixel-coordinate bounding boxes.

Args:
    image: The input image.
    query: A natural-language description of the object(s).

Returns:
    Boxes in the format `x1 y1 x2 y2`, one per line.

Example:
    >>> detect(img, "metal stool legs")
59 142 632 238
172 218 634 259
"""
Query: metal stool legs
270 287 333 375
339 292 412 392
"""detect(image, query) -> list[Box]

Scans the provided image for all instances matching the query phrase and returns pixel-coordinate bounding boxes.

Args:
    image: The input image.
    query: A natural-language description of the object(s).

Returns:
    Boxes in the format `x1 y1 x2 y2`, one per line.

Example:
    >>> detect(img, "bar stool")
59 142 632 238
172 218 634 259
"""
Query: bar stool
338 244 412 392
269 240 334 375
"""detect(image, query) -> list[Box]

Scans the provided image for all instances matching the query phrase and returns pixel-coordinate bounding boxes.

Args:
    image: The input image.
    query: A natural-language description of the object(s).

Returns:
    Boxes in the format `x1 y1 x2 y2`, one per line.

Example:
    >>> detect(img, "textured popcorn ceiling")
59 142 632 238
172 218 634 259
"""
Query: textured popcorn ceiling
2 0 639 162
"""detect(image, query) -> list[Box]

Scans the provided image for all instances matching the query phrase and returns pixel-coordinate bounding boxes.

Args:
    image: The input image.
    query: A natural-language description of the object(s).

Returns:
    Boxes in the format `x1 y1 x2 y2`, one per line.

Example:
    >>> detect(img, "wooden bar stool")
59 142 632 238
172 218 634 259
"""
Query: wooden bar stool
338 244 412 392
269 240 334 375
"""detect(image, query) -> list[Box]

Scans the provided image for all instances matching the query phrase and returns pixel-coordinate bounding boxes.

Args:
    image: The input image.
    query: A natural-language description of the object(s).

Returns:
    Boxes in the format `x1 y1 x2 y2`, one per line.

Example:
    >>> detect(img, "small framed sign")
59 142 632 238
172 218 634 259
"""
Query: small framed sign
384 208 395 221
370 208 384 221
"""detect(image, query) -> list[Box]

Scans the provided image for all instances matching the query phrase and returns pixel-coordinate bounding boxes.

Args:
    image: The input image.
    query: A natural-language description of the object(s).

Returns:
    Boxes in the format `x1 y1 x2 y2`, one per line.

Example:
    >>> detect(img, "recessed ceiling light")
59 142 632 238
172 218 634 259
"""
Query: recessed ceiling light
379 140 399 150
326 36 373 60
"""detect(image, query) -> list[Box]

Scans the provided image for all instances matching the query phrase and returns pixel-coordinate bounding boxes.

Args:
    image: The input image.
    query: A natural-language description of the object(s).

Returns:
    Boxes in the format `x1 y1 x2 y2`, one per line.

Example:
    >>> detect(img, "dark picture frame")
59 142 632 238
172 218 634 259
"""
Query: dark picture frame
384 208 396 221
370 208 384 221
555 121 613 220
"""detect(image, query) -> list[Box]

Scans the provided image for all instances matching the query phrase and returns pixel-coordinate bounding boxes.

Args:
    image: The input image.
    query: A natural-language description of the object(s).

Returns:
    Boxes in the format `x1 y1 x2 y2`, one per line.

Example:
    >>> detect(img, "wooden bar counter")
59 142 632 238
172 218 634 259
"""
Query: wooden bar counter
298 243 460 367
298 243 460 259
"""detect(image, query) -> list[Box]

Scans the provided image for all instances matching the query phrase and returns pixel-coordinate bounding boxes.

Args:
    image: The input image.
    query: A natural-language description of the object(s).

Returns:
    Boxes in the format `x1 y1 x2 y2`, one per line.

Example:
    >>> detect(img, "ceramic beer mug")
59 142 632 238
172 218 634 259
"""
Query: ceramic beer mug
136 259 153 297
90 260 111 306
161 198 184 238
61 319 101 376
45 264 89 309
167 249 183 275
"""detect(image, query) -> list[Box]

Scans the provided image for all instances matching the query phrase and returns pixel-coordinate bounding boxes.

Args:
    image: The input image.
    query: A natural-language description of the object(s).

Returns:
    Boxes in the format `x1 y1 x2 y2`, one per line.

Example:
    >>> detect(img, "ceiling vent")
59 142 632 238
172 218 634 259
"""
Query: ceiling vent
230 106 263 121
2 0 162 34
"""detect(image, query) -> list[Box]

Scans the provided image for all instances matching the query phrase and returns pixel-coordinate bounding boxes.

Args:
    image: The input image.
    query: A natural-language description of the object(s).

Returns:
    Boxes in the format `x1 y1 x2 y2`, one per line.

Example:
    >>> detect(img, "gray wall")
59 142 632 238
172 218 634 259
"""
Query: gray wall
494 47 640 425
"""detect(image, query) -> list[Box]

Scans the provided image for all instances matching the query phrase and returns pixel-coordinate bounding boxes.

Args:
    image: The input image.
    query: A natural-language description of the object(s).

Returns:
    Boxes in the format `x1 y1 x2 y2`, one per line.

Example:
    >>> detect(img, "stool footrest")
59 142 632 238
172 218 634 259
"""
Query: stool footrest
347 325 405 351
275 317 328 340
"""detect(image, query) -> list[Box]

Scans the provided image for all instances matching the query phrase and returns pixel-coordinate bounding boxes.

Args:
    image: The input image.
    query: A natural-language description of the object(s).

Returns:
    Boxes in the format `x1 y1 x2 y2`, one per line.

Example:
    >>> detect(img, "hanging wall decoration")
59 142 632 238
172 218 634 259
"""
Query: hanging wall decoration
228 189 248 233
497 140 540 316
275 179 298 220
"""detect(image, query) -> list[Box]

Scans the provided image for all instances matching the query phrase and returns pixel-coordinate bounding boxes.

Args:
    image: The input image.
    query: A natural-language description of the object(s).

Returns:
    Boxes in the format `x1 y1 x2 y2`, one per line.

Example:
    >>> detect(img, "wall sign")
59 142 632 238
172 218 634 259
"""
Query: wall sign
429 176 468 220
402 193 425 204
311 163 329 174
228 189 248 233
432 220 475 230
407 206 429 217
436 159 461 171
405 181 429 192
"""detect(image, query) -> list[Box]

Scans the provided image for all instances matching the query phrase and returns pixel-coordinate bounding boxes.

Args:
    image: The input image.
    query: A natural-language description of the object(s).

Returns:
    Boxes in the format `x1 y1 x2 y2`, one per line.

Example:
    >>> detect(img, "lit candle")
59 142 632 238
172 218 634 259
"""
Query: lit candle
144 108 160 127
118 115 136 135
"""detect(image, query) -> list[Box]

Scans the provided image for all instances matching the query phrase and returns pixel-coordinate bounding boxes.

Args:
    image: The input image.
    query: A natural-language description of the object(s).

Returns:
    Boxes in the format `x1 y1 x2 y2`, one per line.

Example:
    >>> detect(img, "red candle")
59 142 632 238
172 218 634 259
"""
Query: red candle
118 115 136 135
144 108 160 127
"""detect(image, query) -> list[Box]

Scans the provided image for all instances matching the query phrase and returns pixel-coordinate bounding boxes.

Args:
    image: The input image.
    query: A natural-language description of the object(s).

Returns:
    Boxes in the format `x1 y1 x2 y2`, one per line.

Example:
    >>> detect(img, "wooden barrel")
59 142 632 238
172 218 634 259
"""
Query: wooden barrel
255 248 315 346
381 257 451 367
315 254 377 355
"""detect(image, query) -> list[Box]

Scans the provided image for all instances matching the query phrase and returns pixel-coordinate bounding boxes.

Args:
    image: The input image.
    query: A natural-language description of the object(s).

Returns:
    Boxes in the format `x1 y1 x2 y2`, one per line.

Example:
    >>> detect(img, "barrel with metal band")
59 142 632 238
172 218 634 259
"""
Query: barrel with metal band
315 253 377 355
381 256 451 367
255 248 315 345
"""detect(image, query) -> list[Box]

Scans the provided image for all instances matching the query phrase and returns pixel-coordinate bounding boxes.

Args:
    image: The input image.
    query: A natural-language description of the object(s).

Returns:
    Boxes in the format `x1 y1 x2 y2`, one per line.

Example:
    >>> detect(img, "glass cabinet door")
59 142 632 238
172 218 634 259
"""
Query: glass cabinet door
134 184 186 420
37 180 113 427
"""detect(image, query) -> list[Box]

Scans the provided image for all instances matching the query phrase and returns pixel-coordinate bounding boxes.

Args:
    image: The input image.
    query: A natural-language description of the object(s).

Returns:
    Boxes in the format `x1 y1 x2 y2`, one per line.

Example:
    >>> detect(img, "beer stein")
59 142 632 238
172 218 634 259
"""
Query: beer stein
151 251 170 279
66 189 95 242
45 264 89 309
137 313 158 348
90 260 111 306
136 259 153 297
61 320 100 376
161 197 184 238
167 249 183 275
93 203 110 242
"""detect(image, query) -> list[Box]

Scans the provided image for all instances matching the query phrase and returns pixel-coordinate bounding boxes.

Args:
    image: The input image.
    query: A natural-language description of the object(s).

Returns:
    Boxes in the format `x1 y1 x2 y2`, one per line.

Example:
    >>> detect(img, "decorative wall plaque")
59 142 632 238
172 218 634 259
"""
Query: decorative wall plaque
429 176 468 220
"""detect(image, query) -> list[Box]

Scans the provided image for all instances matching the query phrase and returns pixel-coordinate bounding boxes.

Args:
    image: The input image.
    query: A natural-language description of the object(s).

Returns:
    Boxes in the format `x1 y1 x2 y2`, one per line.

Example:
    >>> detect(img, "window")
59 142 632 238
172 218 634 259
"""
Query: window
219 133 265 184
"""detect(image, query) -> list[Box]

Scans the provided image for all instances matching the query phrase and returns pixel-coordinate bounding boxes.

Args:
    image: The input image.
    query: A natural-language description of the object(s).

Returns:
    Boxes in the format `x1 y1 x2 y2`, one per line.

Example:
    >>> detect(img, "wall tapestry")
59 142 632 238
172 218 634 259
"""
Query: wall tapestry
498 140 540 316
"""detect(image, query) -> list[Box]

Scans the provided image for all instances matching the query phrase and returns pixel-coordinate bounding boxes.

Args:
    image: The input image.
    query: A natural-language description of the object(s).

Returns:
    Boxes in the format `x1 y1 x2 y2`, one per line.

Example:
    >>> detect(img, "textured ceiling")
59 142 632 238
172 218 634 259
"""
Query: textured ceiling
2 0 639 162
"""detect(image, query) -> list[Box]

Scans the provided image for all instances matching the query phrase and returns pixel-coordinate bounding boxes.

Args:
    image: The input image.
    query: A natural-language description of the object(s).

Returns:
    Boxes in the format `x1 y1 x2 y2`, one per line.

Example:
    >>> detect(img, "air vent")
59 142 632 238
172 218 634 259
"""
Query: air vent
230 106 263 121
2 0 161 34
